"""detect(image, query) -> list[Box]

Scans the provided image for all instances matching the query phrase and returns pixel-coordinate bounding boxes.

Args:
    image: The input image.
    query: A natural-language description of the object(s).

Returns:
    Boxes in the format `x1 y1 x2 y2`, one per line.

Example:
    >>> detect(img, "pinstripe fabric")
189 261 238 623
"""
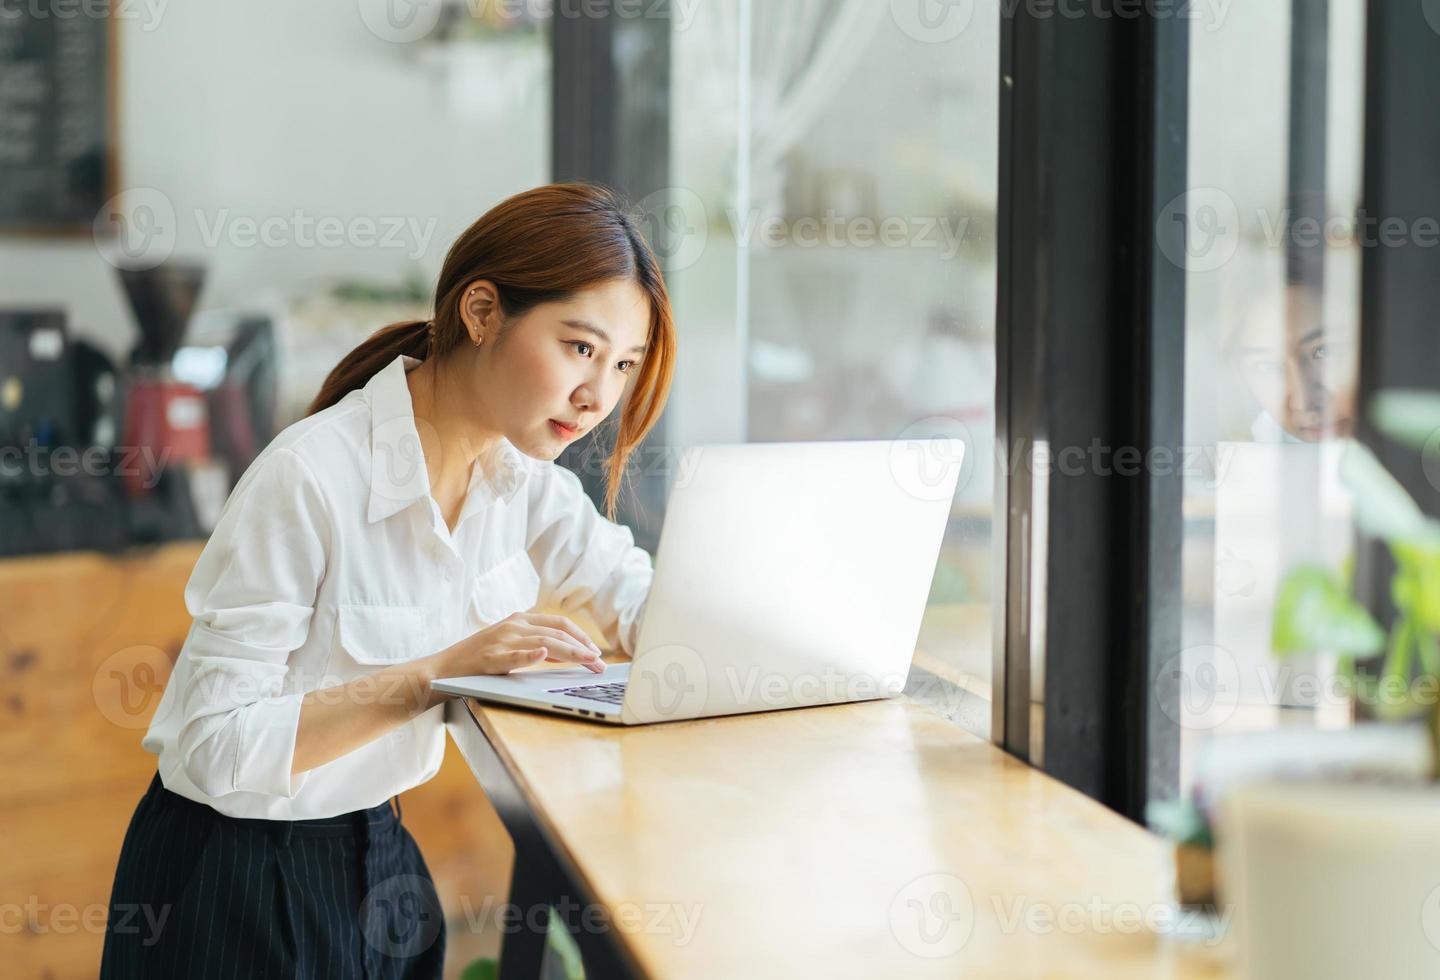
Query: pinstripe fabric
101 773 445 979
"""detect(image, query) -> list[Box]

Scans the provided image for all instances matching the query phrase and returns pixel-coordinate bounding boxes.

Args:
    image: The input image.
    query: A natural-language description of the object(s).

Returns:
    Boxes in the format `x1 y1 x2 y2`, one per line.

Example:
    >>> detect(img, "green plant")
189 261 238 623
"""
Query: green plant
459 913 585 980
1271 391 1440 742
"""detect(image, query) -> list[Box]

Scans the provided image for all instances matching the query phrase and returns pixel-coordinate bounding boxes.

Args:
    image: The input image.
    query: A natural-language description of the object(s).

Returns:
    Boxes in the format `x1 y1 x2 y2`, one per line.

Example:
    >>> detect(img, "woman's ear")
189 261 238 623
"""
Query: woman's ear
459 280 501 344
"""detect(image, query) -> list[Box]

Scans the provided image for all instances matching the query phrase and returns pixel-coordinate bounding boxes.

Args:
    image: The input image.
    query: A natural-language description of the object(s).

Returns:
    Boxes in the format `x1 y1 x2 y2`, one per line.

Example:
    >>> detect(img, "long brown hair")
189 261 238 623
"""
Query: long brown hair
306 181 677 519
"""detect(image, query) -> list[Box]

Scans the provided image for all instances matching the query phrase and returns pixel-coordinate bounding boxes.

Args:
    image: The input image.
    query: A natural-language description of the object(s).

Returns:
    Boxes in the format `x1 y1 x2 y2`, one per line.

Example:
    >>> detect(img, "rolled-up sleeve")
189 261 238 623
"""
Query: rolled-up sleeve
525 464 654 657
175 446 330 799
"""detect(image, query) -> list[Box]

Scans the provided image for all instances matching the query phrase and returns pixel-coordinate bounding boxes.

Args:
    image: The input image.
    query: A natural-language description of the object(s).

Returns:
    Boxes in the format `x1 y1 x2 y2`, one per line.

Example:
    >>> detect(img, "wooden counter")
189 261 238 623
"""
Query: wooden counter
0 543 514 979
447 690 1235 978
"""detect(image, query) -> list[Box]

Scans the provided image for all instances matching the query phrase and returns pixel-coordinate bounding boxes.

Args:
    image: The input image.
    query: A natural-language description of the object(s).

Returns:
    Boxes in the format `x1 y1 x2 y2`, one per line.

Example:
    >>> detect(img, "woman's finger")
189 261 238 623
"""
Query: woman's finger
528 626 606 664
488 647 546 674
518 612 603 656
523 636 606 674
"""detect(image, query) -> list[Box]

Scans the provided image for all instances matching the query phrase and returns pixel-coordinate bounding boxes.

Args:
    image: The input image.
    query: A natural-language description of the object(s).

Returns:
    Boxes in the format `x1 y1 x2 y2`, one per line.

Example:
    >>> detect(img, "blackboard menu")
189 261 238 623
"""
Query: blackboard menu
0 10 113 232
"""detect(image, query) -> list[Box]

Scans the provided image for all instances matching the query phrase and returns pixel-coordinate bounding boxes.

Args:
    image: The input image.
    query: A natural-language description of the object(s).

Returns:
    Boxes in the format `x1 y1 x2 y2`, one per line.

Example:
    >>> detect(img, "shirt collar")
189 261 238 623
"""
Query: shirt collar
364 354 534 525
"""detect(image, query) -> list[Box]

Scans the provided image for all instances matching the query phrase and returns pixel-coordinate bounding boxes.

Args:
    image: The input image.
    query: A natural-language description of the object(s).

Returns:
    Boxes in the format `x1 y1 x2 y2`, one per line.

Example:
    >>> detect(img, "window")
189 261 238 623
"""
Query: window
1173 0 1366 789
664 0 1001 734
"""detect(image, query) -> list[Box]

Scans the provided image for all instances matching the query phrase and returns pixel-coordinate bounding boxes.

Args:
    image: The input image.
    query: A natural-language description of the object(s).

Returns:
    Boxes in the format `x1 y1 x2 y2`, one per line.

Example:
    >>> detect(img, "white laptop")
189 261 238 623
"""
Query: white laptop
432 438 964 725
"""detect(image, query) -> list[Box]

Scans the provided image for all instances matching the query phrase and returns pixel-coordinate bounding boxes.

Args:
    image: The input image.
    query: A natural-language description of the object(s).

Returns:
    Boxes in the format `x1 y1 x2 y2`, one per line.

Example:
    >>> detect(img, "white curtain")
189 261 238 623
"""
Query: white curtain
701 0 887 214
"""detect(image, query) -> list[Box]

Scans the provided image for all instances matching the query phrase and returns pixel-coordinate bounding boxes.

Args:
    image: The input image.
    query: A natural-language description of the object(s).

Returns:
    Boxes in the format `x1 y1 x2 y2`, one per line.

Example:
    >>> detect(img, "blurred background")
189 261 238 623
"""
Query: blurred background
1 2 1001 975
0 0 1414 976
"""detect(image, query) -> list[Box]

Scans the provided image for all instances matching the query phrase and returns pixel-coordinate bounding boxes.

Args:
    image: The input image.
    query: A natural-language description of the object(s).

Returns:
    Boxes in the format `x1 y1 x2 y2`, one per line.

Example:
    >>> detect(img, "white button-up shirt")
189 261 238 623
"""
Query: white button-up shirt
143 354 653 819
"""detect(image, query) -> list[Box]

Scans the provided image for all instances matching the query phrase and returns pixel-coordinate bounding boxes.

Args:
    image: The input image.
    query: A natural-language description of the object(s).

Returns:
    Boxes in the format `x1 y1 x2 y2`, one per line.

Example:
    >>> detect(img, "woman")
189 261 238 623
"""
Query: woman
101 182 677 978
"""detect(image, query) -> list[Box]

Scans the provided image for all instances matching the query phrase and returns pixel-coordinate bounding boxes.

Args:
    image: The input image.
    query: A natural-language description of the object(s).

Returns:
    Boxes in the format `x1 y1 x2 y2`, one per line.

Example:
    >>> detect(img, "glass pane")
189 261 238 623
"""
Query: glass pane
667 0 999 735
1175 0 1366 791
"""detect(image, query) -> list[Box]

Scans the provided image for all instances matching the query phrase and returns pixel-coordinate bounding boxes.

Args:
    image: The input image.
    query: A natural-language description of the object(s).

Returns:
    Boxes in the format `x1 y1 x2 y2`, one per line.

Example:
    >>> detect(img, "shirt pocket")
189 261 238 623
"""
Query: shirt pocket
334 602 429 666
470 552 543 628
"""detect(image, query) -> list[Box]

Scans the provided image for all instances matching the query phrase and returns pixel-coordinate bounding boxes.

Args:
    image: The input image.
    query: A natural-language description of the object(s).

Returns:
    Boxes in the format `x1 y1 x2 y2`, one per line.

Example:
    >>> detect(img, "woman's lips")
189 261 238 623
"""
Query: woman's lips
549 419 579 439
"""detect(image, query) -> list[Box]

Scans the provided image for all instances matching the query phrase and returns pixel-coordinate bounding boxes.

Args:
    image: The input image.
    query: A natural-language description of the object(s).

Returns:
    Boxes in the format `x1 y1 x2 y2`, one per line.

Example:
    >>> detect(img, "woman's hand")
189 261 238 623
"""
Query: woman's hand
429 610 605 678
295 612 606 776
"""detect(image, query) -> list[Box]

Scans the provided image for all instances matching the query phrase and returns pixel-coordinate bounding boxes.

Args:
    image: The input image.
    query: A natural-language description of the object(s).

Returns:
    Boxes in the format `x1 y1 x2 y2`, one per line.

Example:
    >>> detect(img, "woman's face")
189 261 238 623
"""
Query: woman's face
463 277 652 461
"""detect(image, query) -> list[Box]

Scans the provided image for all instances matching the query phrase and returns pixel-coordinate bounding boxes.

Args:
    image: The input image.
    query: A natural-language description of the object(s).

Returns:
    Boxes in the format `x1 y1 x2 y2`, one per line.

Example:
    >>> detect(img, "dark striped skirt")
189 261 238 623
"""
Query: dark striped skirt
100 772 445 979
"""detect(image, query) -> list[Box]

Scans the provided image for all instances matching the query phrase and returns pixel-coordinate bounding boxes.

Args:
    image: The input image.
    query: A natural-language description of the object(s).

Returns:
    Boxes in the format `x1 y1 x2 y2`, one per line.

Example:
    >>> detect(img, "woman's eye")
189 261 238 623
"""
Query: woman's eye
1312 345 1328 361
617 360 635 374
572 341 593 357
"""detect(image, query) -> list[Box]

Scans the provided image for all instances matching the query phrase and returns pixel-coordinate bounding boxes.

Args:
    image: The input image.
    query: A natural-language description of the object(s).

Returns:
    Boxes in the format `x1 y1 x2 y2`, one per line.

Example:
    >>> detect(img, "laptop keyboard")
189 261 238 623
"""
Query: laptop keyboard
548 681 628 705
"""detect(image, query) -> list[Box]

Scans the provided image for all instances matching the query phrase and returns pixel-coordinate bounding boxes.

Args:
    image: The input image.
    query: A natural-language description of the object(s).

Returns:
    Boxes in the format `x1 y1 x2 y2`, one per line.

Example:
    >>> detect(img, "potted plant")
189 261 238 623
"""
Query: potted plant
1220 390 1440 979
1148 391 1440 921
1271 390 1440 765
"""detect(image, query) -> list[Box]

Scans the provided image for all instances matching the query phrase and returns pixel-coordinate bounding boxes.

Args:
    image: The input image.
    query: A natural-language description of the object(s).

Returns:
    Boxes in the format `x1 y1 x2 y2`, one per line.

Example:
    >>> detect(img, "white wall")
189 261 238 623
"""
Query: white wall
0 0 549 365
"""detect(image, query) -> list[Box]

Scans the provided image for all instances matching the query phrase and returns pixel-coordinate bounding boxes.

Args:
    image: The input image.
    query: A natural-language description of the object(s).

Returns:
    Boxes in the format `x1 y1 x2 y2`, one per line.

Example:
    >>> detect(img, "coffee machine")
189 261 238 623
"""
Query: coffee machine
117 261 213 542
0 310 130 555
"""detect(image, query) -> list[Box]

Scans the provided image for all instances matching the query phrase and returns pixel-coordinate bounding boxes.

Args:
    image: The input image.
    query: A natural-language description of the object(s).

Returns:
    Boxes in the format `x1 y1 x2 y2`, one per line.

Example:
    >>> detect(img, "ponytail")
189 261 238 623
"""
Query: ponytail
305 318 431 416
